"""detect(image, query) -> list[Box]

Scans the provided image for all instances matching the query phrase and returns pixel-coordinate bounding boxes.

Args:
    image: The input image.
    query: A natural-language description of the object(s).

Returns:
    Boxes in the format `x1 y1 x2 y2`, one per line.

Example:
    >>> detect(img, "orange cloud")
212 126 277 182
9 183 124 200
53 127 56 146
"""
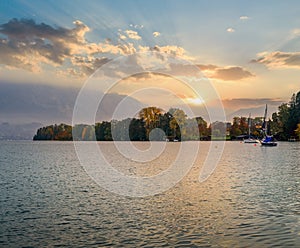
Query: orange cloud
0 19 191 78
211 66 255 81
252 51 300 68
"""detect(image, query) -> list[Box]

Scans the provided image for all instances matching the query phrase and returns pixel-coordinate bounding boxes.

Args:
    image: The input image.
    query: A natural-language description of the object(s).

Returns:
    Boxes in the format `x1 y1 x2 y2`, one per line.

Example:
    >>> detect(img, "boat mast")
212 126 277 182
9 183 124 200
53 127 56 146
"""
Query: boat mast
262 104 268 136
248 113 251 138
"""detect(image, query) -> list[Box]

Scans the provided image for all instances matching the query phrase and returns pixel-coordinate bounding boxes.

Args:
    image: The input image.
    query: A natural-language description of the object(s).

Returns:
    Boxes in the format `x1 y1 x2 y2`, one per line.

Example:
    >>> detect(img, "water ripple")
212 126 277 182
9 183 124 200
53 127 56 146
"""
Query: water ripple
0 141 299 247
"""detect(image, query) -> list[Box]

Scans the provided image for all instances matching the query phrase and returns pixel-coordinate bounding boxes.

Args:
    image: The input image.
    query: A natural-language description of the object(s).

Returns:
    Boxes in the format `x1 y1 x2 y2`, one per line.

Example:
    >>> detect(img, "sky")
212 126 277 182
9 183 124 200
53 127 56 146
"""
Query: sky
1 0 300 124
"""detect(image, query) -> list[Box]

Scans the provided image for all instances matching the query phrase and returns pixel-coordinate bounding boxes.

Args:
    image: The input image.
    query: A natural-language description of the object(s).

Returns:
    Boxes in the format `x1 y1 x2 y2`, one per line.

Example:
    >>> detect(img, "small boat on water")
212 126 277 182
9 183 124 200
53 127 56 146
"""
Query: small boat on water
244 113 260 144
244 138 260 143
165 136 180 142
260 104 277 147
261 135 277 146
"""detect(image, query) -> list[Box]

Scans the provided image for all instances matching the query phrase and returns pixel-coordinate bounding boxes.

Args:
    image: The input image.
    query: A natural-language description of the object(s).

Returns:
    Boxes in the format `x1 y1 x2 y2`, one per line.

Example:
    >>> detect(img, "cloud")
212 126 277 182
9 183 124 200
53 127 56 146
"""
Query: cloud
197 64 219 71
69 56 111 76
197 64 254 81
251 51 300 68
77 45 192 80
211 66 254 81
226 27 235 33
124 30 141 40
0 19 193 77
129 24 143 29
0 18 93 72
0 19 155 76
291 29 300 36
239 16 249 20
126 62 255 81
118 33 127 40
2 18 248 81
153 31 161 37
149 45 188 58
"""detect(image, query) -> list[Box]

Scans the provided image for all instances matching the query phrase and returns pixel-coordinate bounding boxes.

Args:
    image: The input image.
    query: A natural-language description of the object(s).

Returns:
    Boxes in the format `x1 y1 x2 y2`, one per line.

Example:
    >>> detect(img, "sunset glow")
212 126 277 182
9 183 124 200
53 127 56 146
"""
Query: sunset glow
1 3 300 247
0 0 299 124
185 97 205 105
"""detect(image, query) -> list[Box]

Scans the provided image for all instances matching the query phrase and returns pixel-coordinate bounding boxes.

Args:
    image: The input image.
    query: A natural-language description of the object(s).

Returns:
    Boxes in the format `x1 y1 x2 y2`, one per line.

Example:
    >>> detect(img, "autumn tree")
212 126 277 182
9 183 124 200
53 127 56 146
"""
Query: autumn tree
168 108 187 140
295 123 300 140
138 107 163 139
230 117 242 137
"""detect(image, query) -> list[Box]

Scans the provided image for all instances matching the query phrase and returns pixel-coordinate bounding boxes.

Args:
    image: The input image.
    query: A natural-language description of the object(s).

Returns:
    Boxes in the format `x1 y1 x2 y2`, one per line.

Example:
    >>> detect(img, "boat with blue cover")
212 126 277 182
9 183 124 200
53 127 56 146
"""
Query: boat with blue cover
260 104 277 146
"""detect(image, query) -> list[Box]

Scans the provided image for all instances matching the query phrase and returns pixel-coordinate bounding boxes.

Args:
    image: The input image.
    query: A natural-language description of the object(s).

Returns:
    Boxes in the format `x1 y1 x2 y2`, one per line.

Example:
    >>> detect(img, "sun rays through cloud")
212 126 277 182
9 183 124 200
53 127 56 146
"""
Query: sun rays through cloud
0 0 299 124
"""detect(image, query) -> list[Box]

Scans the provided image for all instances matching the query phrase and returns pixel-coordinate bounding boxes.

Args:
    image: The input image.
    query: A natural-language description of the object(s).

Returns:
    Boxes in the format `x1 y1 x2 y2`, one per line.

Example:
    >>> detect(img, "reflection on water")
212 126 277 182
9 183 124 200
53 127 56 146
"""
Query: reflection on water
0 141 299 247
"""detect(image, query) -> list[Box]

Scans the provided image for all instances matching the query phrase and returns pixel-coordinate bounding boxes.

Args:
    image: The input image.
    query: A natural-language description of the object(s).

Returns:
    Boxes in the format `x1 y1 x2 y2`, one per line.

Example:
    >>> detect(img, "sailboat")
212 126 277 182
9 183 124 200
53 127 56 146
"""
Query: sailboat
260 104 277 146
244 113 260 143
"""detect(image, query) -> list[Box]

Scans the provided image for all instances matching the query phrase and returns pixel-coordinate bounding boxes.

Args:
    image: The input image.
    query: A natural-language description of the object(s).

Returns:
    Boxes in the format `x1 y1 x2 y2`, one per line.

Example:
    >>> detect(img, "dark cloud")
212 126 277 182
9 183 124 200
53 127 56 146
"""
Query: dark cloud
0 18 136 75
0 18 90 71
71 56 111 76
0 19 192 77
0 18 254 82
1 19 70 40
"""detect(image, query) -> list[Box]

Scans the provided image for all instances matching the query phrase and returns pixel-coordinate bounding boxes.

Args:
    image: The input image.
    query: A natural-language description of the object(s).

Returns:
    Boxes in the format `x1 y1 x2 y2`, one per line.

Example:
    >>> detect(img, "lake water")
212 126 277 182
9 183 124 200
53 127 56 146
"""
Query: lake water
0 141 299 247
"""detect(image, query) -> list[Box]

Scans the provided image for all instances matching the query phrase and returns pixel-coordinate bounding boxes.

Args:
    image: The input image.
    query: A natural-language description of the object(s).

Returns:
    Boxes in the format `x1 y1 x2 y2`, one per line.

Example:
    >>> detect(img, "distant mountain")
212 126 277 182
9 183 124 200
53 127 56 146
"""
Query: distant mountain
0 82 144 125
226 105 279 121
0 82 285 137
0 122 43 140
0 82 78 124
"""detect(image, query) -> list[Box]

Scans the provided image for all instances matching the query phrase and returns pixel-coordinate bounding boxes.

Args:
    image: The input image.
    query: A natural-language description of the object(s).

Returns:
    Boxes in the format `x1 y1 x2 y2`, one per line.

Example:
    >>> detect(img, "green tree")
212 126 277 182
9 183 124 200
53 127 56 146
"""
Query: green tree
159 113 173 137
129 118 146 141
95 121 112 141
230 117 242 138
239 117 248 134
288 91 300 137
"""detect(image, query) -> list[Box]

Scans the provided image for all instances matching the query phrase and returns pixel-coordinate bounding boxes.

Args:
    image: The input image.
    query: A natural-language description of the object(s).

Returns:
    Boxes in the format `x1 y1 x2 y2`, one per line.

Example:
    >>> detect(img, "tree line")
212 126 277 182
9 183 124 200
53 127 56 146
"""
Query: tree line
33 91 300 141
33 107 210 141
269 91 300 140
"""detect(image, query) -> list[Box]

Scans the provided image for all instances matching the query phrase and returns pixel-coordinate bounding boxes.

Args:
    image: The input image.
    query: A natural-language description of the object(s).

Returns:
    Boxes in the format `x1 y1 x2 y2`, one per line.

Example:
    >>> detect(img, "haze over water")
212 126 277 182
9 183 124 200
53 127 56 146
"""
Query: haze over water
1 141 299 247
